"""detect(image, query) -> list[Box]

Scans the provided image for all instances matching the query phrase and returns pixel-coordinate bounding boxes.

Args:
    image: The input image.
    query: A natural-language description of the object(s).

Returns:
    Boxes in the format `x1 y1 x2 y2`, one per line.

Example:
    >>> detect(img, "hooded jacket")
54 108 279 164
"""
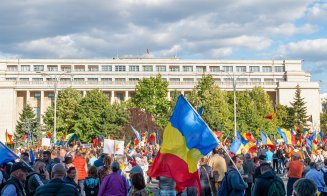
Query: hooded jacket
252 170 284 196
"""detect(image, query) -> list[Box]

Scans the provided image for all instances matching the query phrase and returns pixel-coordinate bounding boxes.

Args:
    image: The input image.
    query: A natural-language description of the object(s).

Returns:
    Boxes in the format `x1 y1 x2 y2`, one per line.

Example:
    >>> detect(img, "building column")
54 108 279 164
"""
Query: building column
124 91 129 101
12 90 17 132
83 91 87 97
26 90 30 106
40 91 44 124
181 90 185 95
111 90 115 104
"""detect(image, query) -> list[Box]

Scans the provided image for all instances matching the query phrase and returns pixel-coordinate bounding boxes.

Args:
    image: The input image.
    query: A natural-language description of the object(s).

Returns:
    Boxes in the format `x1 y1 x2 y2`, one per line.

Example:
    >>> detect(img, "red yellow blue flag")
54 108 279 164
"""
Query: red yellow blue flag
148 95 219 193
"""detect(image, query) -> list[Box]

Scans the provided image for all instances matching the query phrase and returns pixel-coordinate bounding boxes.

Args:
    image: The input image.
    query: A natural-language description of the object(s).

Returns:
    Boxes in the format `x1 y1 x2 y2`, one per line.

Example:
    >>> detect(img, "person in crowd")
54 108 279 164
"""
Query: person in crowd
26 161 50 195
64 167 80 192
303 157 312 177
158 176 176 196
94 153 106 168
224 155 248 196
265 146 274 165
97 162 128 196
20 152 31 165
130 173 147 196
34 163 79 196
98 154 112 183
253 154 266 182
59 149 66 162
73 150 88 196
252 162 285 196
276 145 285 174
242 153 255 196
199 157 213 196
293 178 317 196
84 166 99 196
286 153 304 196
42 151 54 175
1 162 29 196
88 150 97 167
312 149 325 163
64 156 75 169
208 147 226 194
305 161 327 195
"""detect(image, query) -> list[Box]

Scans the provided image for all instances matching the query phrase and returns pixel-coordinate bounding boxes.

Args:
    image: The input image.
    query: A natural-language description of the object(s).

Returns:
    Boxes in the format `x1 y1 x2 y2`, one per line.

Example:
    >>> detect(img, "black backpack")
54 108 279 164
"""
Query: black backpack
84 177 99 196
218 172 230 196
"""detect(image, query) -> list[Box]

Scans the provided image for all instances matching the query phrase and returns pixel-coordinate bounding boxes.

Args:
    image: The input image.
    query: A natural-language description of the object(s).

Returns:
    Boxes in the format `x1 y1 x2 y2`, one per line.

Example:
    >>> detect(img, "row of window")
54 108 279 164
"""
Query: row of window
7 77 286 82
6 64 285 73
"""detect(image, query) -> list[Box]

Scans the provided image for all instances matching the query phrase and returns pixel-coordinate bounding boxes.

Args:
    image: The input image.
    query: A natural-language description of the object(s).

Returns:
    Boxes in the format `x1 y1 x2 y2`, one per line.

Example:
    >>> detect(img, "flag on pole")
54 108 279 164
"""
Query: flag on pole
23 134 28 143
28 130 32 142
230 136 243 155
29 148 35 164
0 141 18 165
148 95 219 193
277 128 293 145
131 126 141 141
5 130 13 145
260 130 275 150
149 132 157 145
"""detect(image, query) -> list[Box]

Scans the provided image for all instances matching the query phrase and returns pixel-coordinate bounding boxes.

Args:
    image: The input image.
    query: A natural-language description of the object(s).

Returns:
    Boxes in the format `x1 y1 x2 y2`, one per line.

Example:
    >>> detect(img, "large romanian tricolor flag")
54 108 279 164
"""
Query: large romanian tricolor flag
260 130 275 150
148 95 219 192
277 128 294 145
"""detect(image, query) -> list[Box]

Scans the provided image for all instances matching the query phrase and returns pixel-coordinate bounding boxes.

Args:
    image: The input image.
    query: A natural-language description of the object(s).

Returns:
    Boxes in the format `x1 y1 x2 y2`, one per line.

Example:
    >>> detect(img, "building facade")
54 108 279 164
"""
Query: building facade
0 58 321 142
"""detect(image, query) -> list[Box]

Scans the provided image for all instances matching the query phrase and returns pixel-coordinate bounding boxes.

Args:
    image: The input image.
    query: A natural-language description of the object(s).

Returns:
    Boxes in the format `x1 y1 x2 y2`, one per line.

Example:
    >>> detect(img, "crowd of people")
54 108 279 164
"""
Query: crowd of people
0 141 327 196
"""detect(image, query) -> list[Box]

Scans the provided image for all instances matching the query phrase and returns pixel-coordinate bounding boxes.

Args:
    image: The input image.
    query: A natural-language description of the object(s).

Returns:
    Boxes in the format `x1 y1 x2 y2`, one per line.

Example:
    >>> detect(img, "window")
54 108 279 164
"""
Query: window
88 65 99 72
115 65 126 72
101 78 112 82
101 65 112 72
224 78 233 82
170 78 180 82
223 66 233 72
262 66 272 72
183 78 194 82
129 78 139 81
60 78 71 82
156 65 166 72
169 66 180 72
74 78 84 81
264 78 274 82
196 66 206 72
61 66 71 72
115 78 126 82
275 66 285 72
33 65 44 71
250 66 260 72
183 66 193 72
88 78 98 83
33 107 41 123
236 66 246 72
210 66 220 72
276 78 285 82
250 78 261 82
237 78 247 82
32 78 43 81
47 66 58 72
48 93 55 101
7 65 18 71
21 65 30 71
74 65 85 72
19 78 29 81
143 65 153 72
6 78 16 81
129 65 139 72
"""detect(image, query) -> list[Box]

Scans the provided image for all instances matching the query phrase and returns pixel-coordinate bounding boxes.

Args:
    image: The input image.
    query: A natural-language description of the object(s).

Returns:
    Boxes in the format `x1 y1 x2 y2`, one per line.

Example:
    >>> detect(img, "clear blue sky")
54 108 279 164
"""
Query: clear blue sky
1 0 326 92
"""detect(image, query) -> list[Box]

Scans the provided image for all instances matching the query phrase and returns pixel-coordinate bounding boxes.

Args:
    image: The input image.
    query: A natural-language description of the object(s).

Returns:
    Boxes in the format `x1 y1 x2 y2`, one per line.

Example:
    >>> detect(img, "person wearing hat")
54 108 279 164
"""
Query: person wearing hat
1 162 29 196
285 153 304 196
98 161 128 196
252 162 285 196
305 161 327 194
253 154 266 183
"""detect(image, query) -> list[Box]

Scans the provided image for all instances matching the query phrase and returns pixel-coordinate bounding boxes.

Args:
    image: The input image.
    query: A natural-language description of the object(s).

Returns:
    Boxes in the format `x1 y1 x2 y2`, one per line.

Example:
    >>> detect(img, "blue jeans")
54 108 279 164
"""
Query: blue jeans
78 179 85 196
160 190 176 196
287 178 299 196
278 159 284 174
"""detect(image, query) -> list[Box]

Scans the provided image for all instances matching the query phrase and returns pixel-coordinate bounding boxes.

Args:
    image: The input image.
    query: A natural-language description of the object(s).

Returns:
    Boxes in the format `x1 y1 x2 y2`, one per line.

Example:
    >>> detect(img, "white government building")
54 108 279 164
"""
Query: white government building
0 58 321 142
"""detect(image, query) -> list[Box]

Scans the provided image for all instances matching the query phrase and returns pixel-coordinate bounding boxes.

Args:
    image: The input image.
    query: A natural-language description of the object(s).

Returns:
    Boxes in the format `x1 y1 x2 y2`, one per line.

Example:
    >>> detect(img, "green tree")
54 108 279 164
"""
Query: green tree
275 104 295 129
227 87 276 136
132 74 170 128
74 90 129 142
188 75 233 134
43 87 82 139
15 105 40 146
290 85 309 129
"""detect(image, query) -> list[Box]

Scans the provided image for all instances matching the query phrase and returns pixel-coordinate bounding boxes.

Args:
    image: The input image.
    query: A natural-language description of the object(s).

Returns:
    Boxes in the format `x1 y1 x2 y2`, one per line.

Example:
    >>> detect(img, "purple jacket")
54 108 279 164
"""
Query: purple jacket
97 172 128 196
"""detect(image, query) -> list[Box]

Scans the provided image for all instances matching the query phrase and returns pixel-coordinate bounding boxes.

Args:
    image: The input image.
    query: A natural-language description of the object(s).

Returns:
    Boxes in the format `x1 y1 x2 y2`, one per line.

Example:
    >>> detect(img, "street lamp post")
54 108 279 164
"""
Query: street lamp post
38 71 69 144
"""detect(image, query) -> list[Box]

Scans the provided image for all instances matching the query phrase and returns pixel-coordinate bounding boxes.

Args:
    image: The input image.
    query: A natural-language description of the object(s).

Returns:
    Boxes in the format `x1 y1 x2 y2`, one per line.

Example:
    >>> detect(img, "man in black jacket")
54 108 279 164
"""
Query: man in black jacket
1 162 29 196
252 162 285 196
35 163 79 196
